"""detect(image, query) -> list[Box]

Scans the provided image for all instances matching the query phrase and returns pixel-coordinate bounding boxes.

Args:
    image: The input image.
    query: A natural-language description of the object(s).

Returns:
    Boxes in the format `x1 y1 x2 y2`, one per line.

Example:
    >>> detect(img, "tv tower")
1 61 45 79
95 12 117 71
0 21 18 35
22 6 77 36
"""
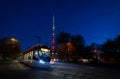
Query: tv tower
52 15 55 53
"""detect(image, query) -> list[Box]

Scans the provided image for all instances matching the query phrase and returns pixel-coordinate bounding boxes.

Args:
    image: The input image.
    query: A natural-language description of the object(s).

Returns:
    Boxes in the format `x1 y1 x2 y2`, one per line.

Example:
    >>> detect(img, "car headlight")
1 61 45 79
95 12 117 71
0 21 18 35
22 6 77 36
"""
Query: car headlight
39 60 45 64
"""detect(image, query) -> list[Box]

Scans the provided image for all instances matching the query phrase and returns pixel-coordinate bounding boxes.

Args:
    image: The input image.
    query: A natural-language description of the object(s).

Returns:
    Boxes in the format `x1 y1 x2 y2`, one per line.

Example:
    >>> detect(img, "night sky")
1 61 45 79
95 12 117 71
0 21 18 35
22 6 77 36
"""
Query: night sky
0 0 120 51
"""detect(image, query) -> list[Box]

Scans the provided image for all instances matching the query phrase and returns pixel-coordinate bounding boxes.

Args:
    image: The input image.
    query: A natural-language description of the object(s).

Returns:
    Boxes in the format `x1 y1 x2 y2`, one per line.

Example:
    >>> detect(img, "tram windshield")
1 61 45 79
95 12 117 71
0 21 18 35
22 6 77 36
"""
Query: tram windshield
42 51 50 57
33 48 50 60
41 48 50 57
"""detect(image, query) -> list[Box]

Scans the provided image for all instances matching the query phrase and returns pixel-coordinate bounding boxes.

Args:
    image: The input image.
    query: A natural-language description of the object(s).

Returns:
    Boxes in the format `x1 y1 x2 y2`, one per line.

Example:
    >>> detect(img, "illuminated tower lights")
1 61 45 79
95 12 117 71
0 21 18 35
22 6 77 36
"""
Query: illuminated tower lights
52 15 55 53
51 16 59 62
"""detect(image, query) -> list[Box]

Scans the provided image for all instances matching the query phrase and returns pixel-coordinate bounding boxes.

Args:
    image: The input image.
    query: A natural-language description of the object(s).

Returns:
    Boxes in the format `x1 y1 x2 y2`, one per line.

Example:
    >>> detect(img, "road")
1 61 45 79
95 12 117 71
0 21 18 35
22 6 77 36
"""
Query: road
0 60 120 79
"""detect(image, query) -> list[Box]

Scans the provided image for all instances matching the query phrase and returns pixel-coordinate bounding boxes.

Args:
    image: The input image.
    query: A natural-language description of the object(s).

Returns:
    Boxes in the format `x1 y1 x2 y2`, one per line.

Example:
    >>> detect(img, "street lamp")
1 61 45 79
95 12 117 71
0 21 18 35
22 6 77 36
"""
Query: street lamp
10 38 18 44
9 38 19 48
66 42 72 61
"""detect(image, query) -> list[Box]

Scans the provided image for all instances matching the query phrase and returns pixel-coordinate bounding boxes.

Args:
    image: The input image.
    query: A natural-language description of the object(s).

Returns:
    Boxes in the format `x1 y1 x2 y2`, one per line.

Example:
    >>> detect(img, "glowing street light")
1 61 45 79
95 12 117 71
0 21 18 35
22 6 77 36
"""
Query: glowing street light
10 38 17 42
67 42 72 53
10 38 18 44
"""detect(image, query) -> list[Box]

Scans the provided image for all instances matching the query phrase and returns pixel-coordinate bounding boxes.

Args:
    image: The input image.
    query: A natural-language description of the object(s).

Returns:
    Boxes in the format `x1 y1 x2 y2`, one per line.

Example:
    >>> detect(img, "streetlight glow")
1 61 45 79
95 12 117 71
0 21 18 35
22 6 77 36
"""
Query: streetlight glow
11 38 17 42
10 38 18 43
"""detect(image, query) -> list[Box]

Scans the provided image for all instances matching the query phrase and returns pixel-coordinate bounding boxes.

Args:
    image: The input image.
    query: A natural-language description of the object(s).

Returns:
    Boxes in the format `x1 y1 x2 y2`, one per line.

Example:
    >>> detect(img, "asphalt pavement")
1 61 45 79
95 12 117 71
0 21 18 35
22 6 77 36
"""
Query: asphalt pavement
0 60 120 79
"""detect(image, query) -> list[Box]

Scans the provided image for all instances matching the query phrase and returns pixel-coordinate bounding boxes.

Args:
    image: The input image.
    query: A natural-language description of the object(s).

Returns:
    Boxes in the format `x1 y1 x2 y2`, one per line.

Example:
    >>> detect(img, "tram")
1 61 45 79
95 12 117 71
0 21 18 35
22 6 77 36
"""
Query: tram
22 44 51 68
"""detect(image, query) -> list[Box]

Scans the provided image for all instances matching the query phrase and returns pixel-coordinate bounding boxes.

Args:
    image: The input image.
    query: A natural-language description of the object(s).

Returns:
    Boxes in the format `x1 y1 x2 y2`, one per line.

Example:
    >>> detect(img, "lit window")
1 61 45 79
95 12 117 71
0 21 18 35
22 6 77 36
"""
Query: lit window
35 51 38 55
39 51 42 56
41 48 50 52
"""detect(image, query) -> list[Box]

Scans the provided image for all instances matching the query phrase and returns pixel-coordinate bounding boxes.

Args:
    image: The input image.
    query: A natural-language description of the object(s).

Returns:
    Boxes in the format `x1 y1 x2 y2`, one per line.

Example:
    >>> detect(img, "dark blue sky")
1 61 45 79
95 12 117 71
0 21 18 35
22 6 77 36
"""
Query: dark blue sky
0 0 120 51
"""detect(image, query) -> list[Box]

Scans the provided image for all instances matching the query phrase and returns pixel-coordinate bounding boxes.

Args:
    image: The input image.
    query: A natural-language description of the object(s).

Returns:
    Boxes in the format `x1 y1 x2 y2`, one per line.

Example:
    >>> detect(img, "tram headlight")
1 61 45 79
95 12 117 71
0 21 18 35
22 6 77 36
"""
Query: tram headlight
39 60 45 64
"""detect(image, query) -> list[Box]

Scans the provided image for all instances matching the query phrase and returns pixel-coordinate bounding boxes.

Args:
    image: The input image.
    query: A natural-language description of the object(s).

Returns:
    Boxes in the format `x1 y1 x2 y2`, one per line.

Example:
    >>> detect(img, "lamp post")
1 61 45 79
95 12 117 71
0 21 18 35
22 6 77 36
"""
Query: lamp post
67 42 71 62
9 37 20 59
10 38 19 48
10 38 18 43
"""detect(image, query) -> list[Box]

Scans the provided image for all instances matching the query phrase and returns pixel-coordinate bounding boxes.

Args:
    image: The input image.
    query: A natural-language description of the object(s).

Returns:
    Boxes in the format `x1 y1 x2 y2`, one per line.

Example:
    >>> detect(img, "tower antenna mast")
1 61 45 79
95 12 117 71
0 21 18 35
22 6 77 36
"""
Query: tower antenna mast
52 15 55 53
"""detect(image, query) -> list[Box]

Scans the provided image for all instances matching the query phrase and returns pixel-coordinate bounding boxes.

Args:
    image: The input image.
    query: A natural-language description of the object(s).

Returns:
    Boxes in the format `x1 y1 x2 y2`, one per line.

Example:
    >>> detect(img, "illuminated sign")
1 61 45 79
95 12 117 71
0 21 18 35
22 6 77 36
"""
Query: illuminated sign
41 48 50 52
